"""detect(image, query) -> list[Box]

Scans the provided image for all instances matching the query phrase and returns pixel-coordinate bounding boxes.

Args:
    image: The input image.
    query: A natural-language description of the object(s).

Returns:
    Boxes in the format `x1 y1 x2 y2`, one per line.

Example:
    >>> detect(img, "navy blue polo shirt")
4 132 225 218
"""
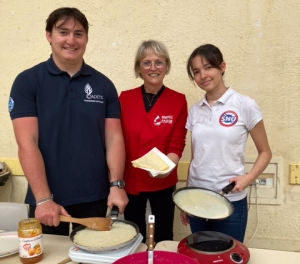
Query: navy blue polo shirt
9 56 120 206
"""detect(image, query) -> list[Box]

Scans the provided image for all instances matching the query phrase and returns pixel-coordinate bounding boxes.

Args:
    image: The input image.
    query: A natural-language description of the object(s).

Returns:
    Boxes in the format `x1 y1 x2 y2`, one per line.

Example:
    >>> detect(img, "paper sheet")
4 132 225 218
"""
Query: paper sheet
131 147 176 177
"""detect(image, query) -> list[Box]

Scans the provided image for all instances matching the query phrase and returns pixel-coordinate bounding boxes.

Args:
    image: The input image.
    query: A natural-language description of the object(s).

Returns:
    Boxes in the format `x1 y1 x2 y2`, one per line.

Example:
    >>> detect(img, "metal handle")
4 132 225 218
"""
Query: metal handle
111 205 119 219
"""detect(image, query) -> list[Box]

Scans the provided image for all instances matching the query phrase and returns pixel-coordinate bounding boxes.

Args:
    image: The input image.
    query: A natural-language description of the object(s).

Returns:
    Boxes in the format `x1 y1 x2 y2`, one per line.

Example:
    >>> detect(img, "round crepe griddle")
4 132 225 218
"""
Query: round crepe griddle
172 187 234 220
69 219 140 253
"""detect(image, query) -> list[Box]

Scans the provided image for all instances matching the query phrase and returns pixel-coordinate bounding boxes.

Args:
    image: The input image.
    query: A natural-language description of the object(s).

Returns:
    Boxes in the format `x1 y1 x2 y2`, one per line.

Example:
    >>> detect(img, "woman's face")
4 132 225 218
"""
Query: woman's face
191 55 225 93
138 50 167 89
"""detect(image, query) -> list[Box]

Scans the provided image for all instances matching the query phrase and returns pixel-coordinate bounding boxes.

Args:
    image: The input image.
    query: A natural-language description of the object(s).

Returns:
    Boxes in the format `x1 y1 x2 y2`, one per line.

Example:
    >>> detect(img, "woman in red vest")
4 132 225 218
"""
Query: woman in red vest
119 40 188 243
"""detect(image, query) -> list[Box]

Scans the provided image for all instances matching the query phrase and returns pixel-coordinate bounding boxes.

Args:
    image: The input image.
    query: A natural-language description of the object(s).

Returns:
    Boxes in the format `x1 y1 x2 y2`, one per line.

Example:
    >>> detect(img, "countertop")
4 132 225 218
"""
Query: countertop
0 234 147 264
154 240 300 264
1 234 299 264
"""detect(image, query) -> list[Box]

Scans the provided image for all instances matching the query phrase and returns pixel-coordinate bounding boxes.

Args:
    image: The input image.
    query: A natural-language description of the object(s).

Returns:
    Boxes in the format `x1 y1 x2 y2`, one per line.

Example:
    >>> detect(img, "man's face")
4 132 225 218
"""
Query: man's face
46 18 88 68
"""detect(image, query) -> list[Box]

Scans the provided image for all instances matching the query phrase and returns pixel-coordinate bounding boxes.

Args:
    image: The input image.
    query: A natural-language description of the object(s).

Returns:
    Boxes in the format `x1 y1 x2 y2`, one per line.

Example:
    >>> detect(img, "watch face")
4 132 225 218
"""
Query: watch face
110 180 125 188
118 180 125 188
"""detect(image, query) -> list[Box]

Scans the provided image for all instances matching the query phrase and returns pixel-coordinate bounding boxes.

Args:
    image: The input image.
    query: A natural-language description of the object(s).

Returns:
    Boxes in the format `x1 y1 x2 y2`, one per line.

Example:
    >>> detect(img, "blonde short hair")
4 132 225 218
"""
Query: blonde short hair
134 40 171 78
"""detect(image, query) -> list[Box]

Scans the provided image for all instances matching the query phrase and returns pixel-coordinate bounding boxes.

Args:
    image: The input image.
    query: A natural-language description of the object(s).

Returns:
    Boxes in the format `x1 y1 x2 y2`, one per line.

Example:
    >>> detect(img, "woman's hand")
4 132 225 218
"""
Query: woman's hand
229 175 253 192
180 211 189 226
148 171 170 178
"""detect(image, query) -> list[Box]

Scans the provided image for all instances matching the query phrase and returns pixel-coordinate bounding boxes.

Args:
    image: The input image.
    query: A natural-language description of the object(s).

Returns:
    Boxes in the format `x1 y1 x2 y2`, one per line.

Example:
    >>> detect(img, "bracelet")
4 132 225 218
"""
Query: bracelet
36 194 54 206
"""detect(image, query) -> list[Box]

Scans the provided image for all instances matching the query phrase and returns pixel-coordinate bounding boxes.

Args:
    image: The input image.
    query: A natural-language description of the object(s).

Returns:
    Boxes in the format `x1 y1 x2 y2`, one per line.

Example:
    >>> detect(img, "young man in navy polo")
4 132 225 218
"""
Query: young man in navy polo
9 7 128 235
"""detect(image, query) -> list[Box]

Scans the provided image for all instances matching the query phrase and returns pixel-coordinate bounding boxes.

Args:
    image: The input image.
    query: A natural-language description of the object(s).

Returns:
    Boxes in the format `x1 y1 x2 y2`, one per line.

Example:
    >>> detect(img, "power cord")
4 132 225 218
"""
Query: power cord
247 179 259 210
245 179 259 245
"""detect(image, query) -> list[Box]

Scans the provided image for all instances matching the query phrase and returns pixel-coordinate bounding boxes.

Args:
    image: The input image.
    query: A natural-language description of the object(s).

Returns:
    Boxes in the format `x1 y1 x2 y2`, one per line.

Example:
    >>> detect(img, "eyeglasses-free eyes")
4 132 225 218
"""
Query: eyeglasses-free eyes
140 60 164 69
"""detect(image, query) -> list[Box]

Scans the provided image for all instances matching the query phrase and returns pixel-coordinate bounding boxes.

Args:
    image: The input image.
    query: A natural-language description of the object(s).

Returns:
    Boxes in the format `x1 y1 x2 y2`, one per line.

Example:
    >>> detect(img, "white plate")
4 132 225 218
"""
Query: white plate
132 147 176 177
0 231 19 257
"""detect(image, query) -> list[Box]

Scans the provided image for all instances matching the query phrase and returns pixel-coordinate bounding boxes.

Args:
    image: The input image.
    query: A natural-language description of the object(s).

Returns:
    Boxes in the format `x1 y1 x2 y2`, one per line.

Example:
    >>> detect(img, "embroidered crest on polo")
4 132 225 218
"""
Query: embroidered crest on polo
154 115 173 126
219 111 238 127
83 83 104 103
8 97 14 112
85 83 93 97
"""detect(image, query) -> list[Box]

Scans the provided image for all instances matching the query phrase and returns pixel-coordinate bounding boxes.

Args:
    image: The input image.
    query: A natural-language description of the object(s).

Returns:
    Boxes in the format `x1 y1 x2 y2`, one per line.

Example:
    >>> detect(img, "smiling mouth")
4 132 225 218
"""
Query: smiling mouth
202 80 211 85
149 73 159 77
64 47 77 51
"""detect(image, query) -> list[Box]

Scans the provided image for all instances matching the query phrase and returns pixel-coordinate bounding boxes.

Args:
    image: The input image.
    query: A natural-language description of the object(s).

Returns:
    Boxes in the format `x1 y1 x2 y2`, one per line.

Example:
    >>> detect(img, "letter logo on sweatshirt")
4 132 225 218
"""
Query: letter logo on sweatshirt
219 111 238 127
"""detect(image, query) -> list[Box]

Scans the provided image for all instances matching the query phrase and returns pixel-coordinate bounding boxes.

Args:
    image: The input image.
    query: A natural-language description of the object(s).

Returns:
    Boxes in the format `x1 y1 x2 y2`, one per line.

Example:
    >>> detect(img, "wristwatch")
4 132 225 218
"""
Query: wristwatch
110 180 125 189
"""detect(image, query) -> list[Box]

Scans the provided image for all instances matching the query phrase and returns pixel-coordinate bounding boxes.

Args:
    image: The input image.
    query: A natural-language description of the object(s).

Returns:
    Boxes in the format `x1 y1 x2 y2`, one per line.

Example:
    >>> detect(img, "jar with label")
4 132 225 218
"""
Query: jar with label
18 218 43 264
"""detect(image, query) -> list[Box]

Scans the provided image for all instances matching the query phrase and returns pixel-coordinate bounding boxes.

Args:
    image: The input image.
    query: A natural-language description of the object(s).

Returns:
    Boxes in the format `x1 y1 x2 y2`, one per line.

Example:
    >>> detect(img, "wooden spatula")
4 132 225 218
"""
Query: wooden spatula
59 215 111 231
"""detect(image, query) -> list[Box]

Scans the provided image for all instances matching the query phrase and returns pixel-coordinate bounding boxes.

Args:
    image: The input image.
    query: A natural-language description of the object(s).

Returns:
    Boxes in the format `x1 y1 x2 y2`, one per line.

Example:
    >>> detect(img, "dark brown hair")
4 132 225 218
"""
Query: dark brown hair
45 7 89 34
187 44 224 80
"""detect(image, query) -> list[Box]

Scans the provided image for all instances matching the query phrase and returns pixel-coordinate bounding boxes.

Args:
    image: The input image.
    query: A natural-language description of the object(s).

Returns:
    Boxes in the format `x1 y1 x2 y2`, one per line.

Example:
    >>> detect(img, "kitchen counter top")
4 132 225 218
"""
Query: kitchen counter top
0 234 147 264
1 234 299 264
154 240 300 264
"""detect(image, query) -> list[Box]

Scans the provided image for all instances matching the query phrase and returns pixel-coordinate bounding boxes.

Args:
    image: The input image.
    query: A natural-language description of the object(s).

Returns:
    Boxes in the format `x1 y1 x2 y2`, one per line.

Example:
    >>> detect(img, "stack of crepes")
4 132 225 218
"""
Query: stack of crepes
131 148 174 176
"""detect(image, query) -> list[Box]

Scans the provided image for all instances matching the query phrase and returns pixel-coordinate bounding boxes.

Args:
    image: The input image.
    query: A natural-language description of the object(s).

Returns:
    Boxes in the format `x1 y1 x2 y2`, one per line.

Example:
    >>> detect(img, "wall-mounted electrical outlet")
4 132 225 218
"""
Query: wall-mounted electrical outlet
256 175 273 186
289 163 300 185
246 157 283 205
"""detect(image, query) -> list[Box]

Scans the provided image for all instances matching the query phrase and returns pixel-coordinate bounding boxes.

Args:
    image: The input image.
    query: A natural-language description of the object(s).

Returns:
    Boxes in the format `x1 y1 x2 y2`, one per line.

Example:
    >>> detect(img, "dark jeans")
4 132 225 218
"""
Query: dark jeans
188 196 248 242
124 185 176 243
29 198 108 236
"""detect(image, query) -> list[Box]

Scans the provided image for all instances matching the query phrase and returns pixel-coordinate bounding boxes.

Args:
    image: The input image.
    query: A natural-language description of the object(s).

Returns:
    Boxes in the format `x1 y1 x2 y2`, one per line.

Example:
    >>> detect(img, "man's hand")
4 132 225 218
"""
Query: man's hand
35 201 70 226
107 187 128 214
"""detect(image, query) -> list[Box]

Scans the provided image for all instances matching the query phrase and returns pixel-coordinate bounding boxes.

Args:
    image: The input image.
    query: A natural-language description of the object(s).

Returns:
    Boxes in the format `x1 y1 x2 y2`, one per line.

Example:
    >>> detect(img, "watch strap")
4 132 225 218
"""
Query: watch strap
110 180 125 189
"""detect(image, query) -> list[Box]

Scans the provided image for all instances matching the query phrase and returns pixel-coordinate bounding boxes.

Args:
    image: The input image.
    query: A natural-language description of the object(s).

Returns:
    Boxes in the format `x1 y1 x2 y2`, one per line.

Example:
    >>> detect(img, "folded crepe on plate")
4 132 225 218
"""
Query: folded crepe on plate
132 150 169 171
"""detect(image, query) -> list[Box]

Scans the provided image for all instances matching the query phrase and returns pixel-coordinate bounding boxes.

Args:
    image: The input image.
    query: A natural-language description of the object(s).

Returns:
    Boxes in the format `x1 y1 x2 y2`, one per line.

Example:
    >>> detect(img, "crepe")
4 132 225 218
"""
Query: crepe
173 189 230 219
132 150 170 171
73 222 137 248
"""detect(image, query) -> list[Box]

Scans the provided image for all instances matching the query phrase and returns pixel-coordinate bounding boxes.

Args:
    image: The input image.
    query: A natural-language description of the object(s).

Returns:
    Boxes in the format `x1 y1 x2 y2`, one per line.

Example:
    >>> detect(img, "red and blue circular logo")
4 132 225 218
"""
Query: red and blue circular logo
219 111 238 127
